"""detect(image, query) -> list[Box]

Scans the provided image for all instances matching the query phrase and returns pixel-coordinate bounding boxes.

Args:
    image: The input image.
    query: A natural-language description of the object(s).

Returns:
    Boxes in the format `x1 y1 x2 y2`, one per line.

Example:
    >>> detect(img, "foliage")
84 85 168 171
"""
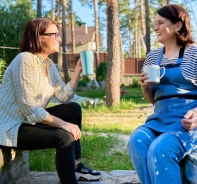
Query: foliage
78 80 87 87
82 75 91 83
131 76 141 88
0 0 36 63
0 59 7 83
96 61 107 81
78 75 91 87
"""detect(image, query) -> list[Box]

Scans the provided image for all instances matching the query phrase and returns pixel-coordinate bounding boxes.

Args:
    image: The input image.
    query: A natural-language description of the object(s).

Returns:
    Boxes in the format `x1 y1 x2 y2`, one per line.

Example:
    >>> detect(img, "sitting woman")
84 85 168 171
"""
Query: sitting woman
127 4 197 184
0 18 101 184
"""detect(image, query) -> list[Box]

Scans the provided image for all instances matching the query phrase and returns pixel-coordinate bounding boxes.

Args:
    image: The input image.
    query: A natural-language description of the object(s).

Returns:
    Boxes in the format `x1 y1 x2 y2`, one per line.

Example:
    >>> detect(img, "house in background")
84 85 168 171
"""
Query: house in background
53 25 102 70
65 25 102 53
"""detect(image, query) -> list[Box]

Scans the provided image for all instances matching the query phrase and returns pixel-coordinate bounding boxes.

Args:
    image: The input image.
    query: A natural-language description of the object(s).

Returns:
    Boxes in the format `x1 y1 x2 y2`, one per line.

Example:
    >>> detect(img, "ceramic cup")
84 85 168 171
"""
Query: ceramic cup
80 50 94 75
143 64 165 84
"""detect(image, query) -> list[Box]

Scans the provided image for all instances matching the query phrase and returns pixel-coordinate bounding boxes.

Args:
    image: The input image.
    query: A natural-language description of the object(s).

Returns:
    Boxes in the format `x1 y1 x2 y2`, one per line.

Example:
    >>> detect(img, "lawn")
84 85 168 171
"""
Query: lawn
29 87 153 172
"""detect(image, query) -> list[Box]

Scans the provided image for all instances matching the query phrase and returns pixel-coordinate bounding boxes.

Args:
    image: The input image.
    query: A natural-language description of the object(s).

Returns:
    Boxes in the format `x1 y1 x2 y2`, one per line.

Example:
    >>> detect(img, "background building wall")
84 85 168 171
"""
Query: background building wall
53 53 145 86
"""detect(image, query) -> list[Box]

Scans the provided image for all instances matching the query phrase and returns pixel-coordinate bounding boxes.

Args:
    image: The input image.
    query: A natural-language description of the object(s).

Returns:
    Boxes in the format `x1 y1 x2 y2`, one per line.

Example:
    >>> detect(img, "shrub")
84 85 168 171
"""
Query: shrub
0 59 7 83
96 62 107 81
78 80 87 87
82 75 91 83
131 76 140 87
78 75 91 87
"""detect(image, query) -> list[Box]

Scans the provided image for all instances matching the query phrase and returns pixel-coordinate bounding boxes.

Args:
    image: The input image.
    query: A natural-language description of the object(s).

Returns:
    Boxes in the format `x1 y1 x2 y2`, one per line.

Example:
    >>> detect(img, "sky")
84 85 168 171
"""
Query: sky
42 0 197 50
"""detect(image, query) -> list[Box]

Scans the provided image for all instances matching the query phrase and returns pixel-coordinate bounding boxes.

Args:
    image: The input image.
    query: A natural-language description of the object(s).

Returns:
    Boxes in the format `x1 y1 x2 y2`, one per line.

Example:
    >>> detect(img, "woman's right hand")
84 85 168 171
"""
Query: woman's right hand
140 72 156 89
139 72 155 104
41 115 81 141
63 122 81 141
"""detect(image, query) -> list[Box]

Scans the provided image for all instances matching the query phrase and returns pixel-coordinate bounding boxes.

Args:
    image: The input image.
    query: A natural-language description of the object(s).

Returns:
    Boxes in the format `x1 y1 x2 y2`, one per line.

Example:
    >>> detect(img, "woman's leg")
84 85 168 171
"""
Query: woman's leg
45 102 82 159
45 102 102 181
147 133 186 184
127 127 158 184
17 123 77 184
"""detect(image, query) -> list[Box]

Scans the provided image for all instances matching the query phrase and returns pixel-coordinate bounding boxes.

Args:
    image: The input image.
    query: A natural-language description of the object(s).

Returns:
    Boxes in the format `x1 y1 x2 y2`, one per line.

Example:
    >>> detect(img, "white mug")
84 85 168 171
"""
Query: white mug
143 65 165 84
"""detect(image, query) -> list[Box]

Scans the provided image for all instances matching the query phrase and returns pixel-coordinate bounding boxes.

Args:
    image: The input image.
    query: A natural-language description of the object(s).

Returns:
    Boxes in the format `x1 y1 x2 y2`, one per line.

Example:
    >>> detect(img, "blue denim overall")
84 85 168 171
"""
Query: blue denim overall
145 46 197 152
127 46 197 184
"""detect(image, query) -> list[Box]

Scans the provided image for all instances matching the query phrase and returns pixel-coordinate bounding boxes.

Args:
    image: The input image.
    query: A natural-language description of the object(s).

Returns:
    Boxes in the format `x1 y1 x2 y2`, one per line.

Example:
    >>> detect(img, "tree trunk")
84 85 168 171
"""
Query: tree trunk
94 0 99 69
106 0 120 106
62 0 69 83
56 0 60 22
138 0 145 37
51 0 54 20
135 13 138 58
53 0 60 68
37 0 42 17
70 0 75 53
129 31 133 57
145 0 150 54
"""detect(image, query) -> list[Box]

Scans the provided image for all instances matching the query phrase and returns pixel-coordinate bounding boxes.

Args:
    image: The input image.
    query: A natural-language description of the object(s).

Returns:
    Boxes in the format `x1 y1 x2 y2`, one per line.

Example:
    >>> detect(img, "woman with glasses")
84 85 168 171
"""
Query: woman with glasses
127 4 197 184
0 18 101 184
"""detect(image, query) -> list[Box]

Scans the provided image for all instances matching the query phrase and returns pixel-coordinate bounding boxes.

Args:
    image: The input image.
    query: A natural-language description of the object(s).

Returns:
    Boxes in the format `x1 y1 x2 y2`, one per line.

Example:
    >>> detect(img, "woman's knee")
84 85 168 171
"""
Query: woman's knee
68 102 82 114
54 129 75 148
147 133 185 162
127 127 155 155
127 130 142 152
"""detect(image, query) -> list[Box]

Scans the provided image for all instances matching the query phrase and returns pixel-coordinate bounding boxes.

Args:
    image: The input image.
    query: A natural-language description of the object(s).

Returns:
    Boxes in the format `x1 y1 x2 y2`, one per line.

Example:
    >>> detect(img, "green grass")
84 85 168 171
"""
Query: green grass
77 87 150 113
75 133 133 171
29 87 151 172
29 149 56 172
29 133 134 172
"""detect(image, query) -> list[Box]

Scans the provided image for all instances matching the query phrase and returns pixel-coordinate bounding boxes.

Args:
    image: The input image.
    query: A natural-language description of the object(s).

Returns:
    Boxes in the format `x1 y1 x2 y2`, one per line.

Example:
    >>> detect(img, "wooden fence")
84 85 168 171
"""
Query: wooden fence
53 52 145 75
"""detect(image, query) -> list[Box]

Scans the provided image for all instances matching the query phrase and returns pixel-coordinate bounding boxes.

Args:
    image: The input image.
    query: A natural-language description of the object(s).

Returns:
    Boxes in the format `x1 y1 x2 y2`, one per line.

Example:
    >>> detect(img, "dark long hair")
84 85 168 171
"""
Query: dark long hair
20 18 59 53
157 4 194 46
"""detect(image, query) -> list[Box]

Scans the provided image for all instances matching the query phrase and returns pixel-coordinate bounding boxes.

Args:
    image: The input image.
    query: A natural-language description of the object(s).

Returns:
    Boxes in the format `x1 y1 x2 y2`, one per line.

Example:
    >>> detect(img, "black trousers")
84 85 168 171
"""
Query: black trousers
17 102 82 184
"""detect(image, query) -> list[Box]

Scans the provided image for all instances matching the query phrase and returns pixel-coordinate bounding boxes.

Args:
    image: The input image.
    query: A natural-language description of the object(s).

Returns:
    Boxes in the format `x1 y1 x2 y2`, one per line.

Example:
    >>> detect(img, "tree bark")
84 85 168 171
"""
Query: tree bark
135 13 138 58
106 0 120 106
37 0 42 17
138 0 145 37
94 0 99 69
70 0 75 53
51 0 54 20
56 0 60 22
62 0 69 83
166 0 170 4
145 0 150 54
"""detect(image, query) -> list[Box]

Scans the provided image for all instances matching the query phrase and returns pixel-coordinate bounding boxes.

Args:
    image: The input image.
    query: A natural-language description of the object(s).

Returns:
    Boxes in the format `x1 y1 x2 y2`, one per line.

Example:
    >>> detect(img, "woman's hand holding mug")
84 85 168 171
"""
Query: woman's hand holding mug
140 72 154 89
140 65 165 89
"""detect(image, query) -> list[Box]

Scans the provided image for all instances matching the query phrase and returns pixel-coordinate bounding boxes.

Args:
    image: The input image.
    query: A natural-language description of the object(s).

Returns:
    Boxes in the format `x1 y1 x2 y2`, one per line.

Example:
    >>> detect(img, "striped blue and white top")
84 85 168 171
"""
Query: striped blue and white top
143 45 197 86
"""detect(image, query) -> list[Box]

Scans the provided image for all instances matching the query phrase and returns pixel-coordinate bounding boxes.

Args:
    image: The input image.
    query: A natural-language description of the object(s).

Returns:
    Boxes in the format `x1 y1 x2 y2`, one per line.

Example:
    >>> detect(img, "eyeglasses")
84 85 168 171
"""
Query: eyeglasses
41 32 60 40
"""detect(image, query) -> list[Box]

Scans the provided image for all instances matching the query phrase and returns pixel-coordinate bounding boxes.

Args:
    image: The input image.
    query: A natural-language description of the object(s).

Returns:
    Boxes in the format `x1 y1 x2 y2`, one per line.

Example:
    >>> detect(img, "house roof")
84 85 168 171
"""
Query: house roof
60 26 102 44
59 26 95 43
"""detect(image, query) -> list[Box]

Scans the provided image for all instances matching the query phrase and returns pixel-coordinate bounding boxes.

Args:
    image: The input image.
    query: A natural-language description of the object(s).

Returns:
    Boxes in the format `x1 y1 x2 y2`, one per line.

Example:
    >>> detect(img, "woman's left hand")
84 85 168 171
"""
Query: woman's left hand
182 108 197 131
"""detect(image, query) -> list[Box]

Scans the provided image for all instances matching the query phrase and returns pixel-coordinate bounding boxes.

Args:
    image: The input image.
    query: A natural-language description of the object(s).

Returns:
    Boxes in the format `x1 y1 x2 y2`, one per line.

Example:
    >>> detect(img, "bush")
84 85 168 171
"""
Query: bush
131 76 140 87
96 62 107 81
78 80 87 87
82 75 91 83
78 75 91 87
0 59 7 83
